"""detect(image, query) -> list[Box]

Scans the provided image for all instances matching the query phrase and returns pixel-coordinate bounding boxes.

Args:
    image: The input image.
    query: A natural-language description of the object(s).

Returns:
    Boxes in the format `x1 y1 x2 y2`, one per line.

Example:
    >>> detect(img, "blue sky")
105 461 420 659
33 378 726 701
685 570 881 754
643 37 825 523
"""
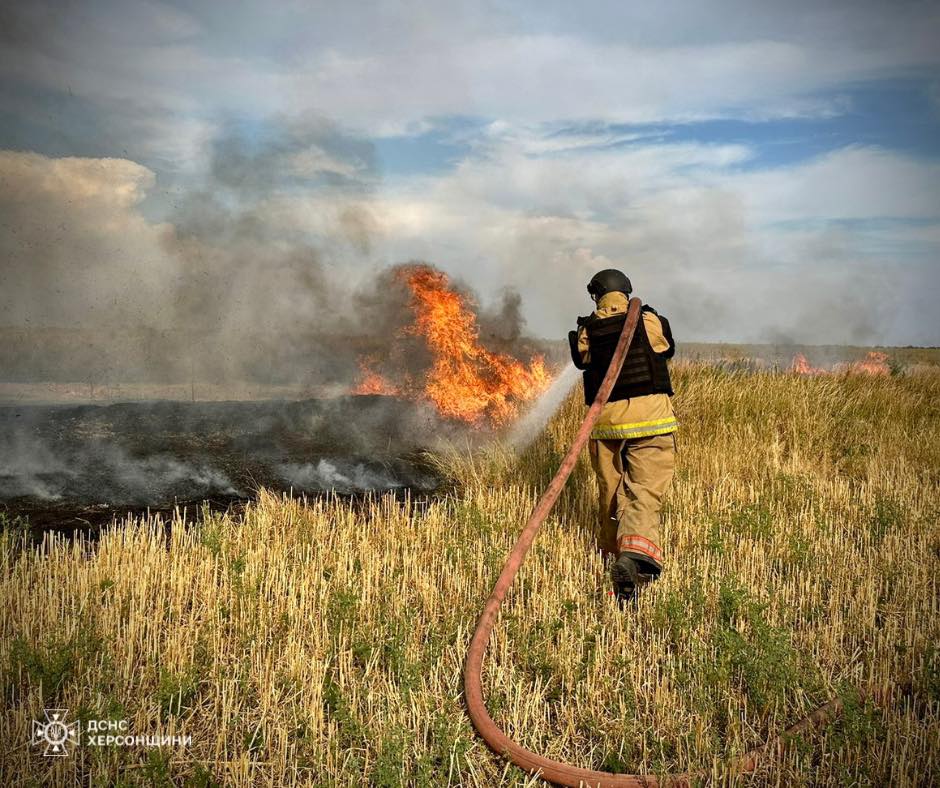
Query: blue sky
371 78 940 176
1 0 938 345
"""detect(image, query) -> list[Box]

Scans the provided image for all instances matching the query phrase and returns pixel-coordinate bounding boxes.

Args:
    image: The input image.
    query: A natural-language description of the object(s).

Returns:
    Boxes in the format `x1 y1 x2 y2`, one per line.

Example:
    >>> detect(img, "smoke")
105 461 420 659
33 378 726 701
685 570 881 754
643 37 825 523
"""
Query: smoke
344 260 545 399
0 428 71 500
103 451 242 503
363 138 938 347
0 429 241 504
0 116 377 386
480 289 526 345
0 440 437 505
0 118 551 513
0 113 547 391
159 113 382 385
279 459 436 495
0 396 458 509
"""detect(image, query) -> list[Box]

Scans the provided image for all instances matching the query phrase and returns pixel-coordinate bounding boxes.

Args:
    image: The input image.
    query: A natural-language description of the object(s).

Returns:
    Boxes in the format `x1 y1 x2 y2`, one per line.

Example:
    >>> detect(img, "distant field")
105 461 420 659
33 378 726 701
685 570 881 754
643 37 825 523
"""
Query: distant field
680 342 940 369
1 362 938 785
1 341 937 404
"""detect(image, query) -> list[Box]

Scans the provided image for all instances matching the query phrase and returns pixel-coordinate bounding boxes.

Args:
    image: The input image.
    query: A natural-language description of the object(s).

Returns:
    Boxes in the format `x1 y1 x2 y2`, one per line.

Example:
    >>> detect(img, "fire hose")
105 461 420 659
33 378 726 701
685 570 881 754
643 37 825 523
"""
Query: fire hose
463 296 870 787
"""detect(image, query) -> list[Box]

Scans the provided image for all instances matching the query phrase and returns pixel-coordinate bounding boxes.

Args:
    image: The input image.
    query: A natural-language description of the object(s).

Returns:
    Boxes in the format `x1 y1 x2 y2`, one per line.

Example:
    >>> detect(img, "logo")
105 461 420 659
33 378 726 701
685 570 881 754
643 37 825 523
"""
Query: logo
31 710 192 756
32 709 80 756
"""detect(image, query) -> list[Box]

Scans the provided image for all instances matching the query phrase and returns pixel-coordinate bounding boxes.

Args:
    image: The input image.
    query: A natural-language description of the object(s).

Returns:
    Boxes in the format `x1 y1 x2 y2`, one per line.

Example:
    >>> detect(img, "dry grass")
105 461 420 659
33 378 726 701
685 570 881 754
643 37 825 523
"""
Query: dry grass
2 363 938 786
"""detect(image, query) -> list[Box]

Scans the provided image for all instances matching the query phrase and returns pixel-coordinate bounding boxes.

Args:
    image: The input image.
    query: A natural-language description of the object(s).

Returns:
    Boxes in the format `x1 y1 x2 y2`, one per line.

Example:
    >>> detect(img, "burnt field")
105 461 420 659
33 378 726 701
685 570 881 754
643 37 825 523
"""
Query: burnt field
0 396 446 533
3 343 936 535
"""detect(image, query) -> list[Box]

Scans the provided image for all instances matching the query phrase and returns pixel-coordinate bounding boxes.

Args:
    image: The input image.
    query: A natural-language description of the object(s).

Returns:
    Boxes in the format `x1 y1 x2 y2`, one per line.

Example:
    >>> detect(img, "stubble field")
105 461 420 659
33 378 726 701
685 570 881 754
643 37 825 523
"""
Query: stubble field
1 361 938 786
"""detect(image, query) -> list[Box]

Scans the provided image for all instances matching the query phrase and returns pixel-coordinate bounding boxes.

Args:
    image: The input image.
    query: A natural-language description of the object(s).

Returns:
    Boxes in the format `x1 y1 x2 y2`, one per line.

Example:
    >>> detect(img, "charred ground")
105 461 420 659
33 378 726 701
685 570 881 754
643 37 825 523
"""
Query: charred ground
0 396 444 534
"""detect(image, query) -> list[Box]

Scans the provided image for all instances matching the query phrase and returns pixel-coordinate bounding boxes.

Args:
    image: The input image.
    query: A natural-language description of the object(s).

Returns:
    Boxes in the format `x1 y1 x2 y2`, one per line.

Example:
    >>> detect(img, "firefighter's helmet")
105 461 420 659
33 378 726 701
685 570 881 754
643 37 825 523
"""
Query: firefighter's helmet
587 269 632 300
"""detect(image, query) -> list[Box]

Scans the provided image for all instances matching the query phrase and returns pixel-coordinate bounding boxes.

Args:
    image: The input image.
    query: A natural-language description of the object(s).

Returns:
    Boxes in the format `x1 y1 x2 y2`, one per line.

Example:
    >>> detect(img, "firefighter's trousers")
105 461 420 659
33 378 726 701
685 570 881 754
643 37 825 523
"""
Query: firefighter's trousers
589 433 676 575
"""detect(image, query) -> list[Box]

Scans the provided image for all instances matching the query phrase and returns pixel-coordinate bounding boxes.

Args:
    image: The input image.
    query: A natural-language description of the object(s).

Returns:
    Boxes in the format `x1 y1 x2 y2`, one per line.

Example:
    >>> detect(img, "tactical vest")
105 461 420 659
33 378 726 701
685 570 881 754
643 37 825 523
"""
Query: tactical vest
577 305 675 405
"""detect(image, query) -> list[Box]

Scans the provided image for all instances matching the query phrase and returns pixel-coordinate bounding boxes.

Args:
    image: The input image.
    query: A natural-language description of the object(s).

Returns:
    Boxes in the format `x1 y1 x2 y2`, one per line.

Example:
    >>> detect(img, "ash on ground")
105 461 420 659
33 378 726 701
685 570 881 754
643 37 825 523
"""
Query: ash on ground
0 396 444 532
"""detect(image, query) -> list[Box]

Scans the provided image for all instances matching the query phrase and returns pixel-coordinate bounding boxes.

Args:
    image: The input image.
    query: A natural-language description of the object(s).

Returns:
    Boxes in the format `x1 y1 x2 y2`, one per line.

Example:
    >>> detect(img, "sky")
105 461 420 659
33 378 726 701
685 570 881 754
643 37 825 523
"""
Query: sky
1 0 939 346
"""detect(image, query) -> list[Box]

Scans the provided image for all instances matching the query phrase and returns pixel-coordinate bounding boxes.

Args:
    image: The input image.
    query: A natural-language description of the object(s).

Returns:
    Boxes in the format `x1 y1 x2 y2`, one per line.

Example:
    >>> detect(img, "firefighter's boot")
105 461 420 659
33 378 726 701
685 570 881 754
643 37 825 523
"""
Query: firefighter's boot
611 552 640 608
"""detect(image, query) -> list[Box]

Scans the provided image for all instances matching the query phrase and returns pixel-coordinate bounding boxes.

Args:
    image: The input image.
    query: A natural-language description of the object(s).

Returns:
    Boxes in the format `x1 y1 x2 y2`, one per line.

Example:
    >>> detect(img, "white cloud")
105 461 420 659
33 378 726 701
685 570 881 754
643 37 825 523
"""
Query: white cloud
729 146 940 224
2 0 939 154
289 146 367 178
0 151 174 327
286 36 870 131
355 141 940 344
2 141 937 348
2 0 938 346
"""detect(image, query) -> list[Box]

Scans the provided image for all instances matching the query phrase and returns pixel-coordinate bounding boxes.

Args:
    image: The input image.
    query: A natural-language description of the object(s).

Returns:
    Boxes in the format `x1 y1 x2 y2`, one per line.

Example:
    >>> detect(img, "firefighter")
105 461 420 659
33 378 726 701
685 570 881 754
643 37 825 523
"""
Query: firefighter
567 269 677 605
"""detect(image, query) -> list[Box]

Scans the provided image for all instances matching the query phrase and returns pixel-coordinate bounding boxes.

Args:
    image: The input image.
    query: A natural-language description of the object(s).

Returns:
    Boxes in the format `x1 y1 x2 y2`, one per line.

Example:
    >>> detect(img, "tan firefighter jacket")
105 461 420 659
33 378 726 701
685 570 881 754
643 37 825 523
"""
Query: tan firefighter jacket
576 291 678 440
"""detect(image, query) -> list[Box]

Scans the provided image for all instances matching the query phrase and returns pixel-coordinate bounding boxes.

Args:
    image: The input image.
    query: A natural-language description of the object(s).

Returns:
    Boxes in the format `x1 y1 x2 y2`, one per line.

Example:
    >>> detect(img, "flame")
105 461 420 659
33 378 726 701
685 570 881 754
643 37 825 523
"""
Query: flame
790 351 891 377
352 358 400 395
352 265 550 426
790 353 826 376
845 351 890 375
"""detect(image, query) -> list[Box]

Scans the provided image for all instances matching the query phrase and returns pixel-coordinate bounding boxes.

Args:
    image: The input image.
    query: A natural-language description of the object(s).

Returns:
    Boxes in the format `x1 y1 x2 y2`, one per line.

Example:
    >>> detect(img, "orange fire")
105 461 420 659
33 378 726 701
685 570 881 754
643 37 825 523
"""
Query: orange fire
790 353 824 376
352 265 550 426
790 351 891 376
844 351 890 375
352 358 400 395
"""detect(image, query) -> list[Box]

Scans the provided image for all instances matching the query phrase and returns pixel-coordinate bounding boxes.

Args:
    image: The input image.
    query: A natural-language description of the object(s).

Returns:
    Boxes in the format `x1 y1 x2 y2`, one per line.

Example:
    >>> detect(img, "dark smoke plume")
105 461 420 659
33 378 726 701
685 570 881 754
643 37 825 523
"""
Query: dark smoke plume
160 114 378 386
0 113 540 392
0 115 551 513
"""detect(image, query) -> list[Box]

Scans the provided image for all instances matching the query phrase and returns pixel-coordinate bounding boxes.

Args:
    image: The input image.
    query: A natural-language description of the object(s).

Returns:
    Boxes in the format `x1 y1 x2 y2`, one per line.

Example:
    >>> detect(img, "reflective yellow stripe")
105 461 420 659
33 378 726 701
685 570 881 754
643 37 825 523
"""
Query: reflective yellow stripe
591 417 678 440
605 417 676 428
